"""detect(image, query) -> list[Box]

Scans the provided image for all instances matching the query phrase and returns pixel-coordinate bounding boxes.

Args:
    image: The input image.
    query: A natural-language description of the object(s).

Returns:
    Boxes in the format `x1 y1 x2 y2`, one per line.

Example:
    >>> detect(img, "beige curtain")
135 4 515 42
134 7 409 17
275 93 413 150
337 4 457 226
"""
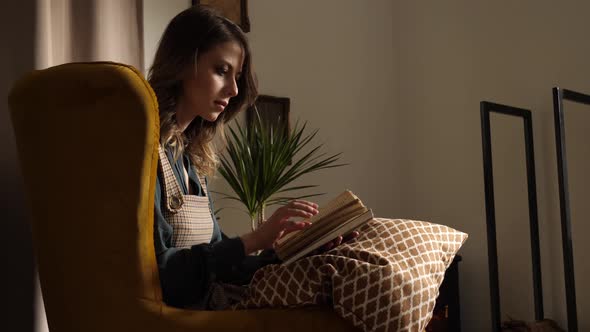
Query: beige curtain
32 1 144 331
36 0 144 72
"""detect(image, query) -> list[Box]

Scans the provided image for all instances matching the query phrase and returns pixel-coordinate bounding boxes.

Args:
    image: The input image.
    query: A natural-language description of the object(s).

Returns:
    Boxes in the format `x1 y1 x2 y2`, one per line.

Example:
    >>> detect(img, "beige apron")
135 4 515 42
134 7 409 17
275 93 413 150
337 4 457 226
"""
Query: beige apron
158 146 246 309
158 146 214 248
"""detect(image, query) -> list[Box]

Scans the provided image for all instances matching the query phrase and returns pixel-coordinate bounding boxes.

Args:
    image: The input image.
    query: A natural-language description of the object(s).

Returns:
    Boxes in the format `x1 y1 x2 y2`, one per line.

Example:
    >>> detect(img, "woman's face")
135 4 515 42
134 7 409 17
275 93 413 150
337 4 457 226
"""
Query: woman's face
176 40 244 129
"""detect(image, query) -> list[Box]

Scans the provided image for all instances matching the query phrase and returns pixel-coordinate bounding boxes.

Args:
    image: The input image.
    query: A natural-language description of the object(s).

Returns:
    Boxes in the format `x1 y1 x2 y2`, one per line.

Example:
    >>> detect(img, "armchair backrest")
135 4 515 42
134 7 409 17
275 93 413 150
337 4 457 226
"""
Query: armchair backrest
9 62 162 330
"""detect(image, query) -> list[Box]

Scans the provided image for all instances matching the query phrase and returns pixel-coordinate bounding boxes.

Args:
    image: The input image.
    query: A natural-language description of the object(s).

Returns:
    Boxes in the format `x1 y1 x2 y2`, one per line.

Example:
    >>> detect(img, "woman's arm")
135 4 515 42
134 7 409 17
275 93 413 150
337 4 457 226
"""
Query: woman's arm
154 176 247 307
155 174 321 307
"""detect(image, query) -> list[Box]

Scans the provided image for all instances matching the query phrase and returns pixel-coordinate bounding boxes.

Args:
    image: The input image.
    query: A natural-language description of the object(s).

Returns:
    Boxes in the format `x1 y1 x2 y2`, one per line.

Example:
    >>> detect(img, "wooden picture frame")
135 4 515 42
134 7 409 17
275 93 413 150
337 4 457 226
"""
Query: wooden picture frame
246 95 291 137
192 0 250 32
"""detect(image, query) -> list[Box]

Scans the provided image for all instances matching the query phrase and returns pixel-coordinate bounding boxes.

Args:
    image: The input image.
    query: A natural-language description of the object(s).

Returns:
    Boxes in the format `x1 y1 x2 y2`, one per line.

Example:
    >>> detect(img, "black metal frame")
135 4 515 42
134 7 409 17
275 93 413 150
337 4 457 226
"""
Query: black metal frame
480 101 544 331
552 87 590 332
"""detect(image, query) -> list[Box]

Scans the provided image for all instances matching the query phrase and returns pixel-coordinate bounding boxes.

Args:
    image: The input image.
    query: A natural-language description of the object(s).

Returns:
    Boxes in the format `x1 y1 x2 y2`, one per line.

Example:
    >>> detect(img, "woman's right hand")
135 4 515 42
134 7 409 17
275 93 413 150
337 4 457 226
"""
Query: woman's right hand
240 200 319 254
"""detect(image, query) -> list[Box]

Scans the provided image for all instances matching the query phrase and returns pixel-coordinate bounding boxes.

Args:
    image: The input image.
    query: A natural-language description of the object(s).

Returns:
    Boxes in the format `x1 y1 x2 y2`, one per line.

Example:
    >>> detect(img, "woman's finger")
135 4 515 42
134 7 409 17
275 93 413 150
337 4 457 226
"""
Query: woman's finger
275 207 316 221
288 200 319 210
285 201 319 215
283 221 311 233
267 200 319 225
342 231 360 243
323 241 334 252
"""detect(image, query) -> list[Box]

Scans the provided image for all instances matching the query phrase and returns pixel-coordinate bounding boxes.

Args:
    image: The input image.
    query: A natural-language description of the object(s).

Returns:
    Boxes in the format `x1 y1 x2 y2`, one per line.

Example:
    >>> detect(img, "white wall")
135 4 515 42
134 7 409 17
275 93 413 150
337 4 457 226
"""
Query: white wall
211 0 400 238
143 0 191 74
393 1 590 331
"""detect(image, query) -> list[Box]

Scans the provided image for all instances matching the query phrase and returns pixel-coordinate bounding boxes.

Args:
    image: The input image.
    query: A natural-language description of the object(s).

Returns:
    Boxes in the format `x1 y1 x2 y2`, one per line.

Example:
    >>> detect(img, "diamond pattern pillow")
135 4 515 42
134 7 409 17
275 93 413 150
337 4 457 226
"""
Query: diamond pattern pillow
235 218 468 332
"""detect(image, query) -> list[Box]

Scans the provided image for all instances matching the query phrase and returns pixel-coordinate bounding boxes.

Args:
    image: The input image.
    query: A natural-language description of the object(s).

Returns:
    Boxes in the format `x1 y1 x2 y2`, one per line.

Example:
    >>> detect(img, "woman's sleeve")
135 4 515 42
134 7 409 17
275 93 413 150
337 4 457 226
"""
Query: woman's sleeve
154 175 246 308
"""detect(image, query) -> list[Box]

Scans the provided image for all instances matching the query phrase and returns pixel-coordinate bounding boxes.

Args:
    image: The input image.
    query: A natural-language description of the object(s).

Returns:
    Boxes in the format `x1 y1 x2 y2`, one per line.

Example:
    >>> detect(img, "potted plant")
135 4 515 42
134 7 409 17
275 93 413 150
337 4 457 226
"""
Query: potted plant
216 110 345 231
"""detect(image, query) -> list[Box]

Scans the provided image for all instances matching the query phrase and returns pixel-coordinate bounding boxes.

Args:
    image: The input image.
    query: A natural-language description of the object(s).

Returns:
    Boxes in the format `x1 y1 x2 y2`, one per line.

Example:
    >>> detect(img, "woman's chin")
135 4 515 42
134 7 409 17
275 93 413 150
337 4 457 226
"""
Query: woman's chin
203 113 221 122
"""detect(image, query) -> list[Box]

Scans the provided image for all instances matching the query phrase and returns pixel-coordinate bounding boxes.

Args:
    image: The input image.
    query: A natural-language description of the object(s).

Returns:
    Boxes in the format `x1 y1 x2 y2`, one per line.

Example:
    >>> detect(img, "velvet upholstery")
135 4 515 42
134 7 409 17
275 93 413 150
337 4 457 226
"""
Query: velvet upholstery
8 62 358 332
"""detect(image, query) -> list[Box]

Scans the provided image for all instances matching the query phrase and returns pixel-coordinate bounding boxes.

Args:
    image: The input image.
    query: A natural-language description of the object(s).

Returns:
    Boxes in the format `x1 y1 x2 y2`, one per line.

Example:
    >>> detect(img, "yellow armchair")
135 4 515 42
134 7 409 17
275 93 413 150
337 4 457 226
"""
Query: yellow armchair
8 62 358 332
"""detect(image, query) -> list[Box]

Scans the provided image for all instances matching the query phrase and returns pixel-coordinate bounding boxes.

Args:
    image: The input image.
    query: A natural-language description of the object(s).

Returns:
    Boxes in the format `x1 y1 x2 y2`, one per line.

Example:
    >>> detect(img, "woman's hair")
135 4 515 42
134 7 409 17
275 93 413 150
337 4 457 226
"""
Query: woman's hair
148 5 257 176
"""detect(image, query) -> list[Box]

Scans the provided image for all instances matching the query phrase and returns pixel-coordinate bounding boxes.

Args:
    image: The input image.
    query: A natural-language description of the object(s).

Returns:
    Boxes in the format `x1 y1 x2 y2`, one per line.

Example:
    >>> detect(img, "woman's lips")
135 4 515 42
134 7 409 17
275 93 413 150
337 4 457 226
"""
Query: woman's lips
214 100 227 110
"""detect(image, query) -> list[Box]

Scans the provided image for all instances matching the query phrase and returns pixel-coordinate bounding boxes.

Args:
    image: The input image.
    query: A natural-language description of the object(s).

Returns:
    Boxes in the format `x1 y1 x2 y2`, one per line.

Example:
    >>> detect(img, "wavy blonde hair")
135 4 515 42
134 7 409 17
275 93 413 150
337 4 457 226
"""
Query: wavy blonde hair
148 5 257 176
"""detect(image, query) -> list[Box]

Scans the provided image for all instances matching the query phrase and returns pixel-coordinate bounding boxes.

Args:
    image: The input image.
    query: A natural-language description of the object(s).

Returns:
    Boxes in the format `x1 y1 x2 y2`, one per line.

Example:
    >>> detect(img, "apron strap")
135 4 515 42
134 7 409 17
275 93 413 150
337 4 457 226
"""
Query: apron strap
158 145 184 212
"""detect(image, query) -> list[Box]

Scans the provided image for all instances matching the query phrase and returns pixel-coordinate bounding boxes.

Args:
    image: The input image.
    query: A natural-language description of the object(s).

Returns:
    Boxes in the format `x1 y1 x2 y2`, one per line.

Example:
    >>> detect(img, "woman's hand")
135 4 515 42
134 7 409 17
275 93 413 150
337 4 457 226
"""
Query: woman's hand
240 200 319 254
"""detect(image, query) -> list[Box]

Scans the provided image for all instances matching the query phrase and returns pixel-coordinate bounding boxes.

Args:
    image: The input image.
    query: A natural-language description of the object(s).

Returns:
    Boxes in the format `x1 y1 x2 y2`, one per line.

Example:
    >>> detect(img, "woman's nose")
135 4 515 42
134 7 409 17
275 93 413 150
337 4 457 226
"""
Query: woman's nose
226 79 238 97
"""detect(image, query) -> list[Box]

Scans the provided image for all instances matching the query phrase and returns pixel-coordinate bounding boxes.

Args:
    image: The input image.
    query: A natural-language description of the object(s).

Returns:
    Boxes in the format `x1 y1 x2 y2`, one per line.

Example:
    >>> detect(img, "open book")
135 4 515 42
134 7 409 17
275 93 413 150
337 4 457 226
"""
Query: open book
275 190 374 264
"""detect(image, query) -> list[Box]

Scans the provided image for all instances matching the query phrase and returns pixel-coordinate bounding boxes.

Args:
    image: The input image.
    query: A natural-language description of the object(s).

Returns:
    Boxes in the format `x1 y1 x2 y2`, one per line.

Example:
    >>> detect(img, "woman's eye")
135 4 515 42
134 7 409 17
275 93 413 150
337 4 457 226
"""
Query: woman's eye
216 67 228 76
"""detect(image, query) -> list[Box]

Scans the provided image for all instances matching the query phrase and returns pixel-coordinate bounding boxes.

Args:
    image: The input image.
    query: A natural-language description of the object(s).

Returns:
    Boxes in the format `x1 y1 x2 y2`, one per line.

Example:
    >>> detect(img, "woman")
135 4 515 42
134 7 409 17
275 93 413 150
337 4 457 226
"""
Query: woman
148 6 351 309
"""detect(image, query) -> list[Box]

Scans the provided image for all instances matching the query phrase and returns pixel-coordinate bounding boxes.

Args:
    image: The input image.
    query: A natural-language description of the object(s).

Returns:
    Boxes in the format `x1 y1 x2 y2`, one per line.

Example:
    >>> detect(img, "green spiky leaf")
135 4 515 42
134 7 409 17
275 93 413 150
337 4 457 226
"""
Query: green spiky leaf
216 107 345 222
